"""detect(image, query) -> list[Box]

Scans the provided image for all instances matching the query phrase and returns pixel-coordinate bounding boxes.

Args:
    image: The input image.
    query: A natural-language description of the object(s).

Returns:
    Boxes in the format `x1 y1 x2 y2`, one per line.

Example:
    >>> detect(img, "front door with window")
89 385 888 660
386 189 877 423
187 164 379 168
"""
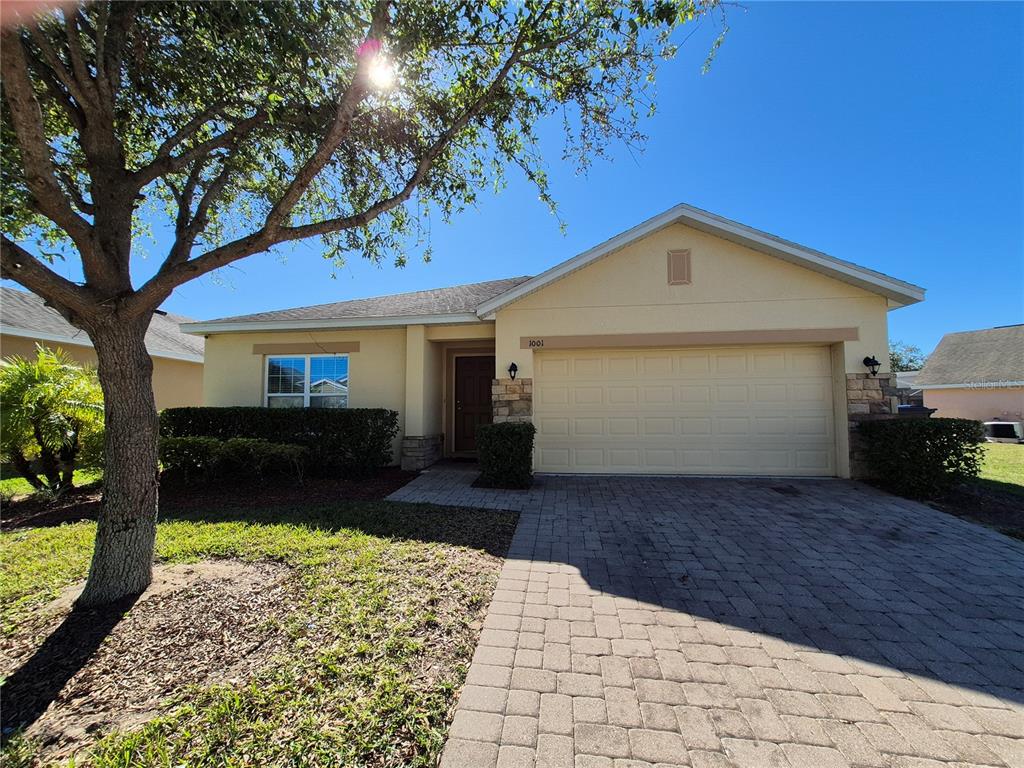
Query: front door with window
454 355 494 453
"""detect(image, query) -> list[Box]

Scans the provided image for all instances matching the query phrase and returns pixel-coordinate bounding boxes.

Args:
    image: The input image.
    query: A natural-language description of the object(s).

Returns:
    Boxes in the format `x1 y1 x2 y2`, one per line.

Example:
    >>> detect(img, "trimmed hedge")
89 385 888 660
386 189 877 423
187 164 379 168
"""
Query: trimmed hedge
858 417 985 499
477 421 536 489
159 407 399 476
159 436 308 482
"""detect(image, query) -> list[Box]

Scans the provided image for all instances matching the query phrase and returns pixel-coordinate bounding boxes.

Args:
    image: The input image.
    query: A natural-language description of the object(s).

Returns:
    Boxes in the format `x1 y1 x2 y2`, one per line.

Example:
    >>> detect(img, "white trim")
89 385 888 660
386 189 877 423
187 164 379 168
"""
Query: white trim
917 381 1024 390
0 324 204 363
183 312 485 335
263 352 350 408
476 203 926 317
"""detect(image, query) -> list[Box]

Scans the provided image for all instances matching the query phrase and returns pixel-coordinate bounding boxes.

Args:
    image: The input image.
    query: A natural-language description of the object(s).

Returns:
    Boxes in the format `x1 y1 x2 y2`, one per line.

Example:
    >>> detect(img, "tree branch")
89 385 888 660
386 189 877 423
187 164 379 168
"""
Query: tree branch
57 168 94 215
0 235 94 320
279 40 529 242
129 27 530 312
261 0 393 234
26 23 94 113
130 110 266 191
1 29 95 258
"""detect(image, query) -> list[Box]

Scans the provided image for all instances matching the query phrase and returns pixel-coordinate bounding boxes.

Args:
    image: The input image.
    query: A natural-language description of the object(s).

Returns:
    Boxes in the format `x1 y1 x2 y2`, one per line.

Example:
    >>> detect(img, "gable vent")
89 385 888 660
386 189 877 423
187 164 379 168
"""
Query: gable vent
667 249 692 285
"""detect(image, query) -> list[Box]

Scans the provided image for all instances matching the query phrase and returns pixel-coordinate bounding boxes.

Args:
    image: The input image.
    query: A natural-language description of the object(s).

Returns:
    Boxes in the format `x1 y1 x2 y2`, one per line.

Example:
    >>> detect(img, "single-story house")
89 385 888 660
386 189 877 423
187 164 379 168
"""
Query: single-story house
916 324 1024 422
184 204 925 478
0 286 204 410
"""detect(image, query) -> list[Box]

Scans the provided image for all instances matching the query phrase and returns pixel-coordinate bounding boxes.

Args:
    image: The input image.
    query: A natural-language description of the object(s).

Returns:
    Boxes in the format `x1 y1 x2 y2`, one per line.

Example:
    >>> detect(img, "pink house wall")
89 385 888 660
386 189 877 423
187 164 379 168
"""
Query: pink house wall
923 387 1024 422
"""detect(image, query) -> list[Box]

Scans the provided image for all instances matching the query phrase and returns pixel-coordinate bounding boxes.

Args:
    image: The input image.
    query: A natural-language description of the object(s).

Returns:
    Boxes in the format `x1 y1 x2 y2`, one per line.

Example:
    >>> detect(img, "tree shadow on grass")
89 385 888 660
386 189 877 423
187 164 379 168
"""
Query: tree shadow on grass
160 500 520 560
1 595 139 740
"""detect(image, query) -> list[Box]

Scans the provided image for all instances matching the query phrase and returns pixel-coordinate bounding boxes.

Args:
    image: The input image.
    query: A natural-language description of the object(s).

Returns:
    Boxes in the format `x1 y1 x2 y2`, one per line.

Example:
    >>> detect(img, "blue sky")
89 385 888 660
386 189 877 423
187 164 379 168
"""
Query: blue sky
11 2 1024 356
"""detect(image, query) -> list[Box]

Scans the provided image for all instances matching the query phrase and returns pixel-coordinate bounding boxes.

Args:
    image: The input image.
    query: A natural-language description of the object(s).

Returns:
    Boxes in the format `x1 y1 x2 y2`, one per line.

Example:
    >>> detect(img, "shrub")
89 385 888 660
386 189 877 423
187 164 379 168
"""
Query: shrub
858 417 985 499
158 436 222 483
477 421 537 489
218 437 308 480
159 436 308 482
159 407 399 476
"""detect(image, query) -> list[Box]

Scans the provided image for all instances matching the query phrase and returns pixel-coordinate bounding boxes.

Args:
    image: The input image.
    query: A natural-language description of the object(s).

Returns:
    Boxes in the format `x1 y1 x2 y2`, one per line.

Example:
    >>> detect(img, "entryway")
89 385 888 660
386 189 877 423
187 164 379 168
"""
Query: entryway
451 354 495 454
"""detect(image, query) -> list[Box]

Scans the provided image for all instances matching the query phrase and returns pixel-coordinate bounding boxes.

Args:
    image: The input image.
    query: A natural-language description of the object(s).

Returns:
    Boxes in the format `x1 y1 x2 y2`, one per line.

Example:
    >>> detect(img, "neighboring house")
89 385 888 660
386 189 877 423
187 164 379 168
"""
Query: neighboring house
894 369 924 407
0 286 204 410
185 203 925 478
916 324 1024 422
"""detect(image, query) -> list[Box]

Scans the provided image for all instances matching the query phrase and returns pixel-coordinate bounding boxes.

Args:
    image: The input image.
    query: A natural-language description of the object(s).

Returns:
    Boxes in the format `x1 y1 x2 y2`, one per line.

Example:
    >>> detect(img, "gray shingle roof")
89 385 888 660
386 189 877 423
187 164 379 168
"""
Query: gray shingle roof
916 324 1024 387
203 276 533 325
0 286 204 361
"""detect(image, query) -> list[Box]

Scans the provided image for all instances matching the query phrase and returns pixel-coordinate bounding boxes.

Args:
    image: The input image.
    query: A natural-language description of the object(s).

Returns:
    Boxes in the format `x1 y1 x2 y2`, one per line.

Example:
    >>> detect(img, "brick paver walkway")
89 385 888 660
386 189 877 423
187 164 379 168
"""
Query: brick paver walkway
388 468 1024 768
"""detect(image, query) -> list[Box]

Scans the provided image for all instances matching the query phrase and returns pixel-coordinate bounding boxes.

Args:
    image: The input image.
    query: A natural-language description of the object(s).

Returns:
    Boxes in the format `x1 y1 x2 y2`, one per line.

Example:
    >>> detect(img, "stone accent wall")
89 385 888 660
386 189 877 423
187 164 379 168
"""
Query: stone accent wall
400 435 443 471
847 373 900 478
492 377 532 423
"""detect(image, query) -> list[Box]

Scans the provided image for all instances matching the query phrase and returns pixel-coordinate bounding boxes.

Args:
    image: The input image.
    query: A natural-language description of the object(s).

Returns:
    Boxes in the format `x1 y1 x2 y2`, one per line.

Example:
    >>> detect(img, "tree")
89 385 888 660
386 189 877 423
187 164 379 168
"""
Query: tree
1 0 721 605
0 345 103 493
890 339 927 372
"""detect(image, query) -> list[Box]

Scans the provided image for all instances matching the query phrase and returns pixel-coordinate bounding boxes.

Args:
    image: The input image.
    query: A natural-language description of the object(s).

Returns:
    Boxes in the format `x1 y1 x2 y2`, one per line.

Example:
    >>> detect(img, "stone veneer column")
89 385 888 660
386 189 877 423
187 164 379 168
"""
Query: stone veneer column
400 435 443 471
492 378 532 423
846 373 900 478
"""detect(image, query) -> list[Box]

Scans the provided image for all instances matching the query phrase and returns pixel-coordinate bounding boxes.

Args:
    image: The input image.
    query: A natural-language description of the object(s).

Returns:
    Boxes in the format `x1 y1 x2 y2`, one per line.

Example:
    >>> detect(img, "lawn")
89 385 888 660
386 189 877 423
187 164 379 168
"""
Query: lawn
929 442 1024 541
977 442 1024 496
0 469 102 499
0 500 518 767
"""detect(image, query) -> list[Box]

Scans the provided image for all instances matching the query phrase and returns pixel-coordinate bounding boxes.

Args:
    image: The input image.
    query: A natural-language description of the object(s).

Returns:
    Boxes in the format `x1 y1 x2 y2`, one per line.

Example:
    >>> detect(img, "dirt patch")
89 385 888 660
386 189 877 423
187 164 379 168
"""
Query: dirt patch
1 467 417 530
1 560 296 763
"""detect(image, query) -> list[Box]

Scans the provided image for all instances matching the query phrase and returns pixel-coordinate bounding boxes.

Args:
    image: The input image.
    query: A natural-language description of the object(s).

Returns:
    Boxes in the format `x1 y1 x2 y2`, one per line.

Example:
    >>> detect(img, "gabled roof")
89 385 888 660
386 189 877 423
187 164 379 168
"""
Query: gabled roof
0 286 204 363
184 276 532 334
916 324 1024 389
185 203 925 334
477 203 925 316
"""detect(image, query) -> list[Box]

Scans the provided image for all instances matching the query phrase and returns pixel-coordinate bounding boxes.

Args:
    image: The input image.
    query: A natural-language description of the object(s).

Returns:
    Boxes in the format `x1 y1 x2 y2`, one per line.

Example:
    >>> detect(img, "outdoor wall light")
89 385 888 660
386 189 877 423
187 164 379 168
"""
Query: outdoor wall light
863 356 881 376
508 362 518 381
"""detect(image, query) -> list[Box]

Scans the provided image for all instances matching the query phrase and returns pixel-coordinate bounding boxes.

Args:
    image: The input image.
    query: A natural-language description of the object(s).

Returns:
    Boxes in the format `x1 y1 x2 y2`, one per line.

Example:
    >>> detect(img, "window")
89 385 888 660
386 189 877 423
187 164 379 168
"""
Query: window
265 355 349 408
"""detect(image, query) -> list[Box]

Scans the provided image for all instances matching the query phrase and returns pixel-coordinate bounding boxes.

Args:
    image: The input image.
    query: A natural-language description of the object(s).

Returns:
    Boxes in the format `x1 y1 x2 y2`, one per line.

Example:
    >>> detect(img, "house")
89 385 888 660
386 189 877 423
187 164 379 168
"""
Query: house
0 286 204 410
916 324 1024 422
185 204 925 478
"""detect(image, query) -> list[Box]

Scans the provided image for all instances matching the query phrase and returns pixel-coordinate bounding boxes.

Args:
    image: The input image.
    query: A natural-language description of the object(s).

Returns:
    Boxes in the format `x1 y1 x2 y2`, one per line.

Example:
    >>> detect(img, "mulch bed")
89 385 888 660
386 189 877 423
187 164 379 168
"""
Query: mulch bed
1 561 297 763
929 482 1024 541
1 468 417 531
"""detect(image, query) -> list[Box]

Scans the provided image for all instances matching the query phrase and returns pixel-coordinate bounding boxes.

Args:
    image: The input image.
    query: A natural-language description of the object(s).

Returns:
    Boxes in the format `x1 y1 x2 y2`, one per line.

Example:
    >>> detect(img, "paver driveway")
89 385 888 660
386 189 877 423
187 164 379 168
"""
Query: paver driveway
389 469 1024 768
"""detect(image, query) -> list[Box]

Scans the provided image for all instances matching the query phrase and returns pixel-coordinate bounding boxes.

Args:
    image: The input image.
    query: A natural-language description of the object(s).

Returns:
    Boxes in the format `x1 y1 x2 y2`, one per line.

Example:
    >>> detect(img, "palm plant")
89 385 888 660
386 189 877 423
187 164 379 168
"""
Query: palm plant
0 346 104 493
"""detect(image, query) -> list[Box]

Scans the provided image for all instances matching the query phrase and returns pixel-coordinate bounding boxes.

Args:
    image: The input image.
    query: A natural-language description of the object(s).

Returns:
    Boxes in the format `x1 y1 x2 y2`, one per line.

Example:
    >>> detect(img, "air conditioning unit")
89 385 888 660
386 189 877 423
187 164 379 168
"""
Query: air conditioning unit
983 421 1024 443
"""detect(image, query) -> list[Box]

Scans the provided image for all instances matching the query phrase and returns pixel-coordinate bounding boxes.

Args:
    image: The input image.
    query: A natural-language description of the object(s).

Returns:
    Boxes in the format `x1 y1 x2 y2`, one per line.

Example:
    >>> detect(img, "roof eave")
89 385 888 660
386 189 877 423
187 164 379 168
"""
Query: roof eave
182 312 487 335
475 203 925 317
0 325 204 363
917 381 1024 390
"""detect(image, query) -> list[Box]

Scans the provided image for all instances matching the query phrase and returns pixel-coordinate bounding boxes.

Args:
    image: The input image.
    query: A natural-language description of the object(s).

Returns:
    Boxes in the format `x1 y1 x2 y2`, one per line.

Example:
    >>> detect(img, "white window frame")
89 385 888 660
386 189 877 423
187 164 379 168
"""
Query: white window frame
263 353 350 408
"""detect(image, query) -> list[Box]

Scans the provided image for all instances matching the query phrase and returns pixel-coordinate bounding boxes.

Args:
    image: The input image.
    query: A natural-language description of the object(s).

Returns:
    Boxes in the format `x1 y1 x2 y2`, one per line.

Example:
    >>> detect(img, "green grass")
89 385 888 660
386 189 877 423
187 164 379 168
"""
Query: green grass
0 468 102 498
976 442 1024 496
1 501 517 767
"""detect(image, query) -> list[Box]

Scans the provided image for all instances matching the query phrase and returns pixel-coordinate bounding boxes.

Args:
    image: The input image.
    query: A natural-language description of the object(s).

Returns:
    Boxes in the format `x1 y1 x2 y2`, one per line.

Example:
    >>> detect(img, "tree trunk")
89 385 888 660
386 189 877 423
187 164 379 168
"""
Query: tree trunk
77 318 159 607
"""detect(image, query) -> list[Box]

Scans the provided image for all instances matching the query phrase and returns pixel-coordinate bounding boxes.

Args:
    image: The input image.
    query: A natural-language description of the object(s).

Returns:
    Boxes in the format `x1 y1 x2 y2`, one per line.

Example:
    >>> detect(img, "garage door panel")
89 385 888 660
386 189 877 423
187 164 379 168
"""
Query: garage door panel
534 345 835 476
608 386 638 404
538 385 570 406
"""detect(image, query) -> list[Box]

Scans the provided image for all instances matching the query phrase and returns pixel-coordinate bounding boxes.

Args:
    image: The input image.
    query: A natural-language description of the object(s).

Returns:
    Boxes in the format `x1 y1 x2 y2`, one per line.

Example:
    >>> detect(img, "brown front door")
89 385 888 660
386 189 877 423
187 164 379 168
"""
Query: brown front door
454 355 494 453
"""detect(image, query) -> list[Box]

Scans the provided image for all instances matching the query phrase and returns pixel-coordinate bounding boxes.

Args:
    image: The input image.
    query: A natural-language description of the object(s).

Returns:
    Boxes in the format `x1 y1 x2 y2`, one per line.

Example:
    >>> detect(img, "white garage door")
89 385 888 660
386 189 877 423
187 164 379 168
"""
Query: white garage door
533 345 836 476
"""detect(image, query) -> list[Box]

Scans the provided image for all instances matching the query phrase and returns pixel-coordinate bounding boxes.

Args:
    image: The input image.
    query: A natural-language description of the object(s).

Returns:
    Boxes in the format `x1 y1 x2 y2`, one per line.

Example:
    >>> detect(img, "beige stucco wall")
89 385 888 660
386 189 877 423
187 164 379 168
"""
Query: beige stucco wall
493 223 891 381
201 324 497 462
0 333 203 410
924 387 1024 422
